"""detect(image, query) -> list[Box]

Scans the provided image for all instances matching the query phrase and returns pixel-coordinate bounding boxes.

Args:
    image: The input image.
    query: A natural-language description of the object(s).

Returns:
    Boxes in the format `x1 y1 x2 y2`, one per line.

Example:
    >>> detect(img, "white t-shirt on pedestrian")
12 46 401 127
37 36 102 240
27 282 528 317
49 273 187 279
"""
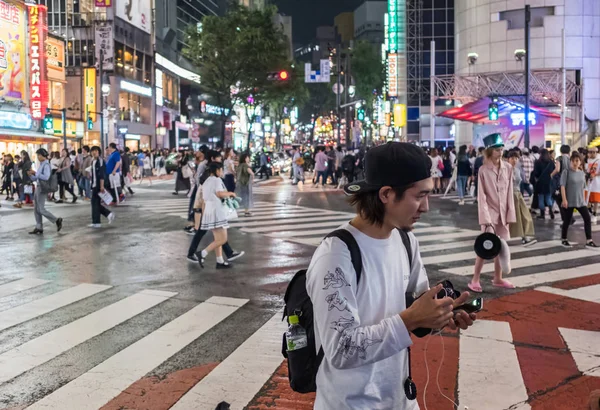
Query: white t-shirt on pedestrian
306 222 429 410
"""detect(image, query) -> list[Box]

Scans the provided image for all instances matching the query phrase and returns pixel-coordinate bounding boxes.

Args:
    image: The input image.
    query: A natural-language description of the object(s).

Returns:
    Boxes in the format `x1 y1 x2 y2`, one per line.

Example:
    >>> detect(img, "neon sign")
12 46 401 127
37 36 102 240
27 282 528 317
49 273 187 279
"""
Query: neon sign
388 53 398 97
510 112 537 126
28 4 48 120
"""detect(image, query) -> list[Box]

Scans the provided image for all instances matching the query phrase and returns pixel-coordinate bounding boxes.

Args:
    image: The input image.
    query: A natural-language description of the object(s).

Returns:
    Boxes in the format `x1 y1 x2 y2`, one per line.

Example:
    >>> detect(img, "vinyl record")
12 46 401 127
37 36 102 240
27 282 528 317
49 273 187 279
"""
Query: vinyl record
474 232 502 260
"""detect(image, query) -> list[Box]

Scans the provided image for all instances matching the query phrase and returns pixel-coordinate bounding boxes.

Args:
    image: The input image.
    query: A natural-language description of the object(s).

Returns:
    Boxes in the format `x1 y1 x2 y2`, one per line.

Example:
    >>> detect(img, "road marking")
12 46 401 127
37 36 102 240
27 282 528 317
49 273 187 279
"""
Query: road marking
418 240 478 253
421 240 562 265
0 278 49 298
408 226 460 234
282 237 322 246
416 230 480 242
535 284 600 303
458 320 530 410
559 328 600 377
0 283 111 332
171 312 286 410
233 211 351 223
442 249 599 276
241 220 350 233
0 289 176 385
229 215 351 228
28 296 248 410
240 208 341 217
509 262 600 287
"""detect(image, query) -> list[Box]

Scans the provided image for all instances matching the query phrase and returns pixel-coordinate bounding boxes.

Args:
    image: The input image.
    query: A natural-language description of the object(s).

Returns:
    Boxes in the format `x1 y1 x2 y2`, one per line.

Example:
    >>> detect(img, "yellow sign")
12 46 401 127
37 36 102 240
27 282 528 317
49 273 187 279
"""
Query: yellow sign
53 119 84 138
393 104 406 127
46 36 65 82
84 68 96 122
0 1 27 104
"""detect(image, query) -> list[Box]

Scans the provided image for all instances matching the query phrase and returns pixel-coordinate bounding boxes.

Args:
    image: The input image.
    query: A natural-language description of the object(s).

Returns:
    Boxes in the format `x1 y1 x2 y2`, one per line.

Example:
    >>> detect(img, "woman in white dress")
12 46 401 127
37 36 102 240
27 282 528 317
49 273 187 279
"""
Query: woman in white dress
197 162 237 269
428 148 443 194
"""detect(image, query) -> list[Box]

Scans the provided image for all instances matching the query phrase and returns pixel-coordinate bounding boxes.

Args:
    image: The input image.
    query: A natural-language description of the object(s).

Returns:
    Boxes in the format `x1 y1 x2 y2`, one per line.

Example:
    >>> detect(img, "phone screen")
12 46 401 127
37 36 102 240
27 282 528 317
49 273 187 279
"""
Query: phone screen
454 298 483 314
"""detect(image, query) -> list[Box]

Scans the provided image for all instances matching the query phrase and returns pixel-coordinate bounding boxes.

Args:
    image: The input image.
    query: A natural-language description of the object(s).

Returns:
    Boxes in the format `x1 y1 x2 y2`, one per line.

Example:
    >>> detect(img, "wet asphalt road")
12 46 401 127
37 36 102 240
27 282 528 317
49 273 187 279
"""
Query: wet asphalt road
0 177 596 407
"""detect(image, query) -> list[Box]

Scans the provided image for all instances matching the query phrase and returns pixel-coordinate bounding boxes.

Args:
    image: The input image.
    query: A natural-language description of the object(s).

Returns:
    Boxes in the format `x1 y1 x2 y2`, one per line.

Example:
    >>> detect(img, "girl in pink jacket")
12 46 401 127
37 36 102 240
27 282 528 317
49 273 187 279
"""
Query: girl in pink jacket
469 134 516 293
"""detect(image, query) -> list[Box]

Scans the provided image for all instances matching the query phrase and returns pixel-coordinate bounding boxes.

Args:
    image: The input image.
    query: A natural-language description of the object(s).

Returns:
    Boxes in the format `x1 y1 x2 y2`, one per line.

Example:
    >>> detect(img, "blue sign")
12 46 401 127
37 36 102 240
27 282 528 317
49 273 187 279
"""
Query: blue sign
0 111 33 130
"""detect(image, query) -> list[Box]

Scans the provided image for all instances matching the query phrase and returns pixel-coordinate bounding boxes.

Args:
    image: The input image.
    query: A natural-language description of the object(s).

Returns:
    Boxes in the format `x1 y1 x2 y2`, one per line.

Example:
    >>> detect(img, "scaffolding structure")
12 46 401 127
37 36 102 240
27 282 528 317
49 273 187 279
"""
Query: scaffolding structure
432 70 582 107
406 0 423 109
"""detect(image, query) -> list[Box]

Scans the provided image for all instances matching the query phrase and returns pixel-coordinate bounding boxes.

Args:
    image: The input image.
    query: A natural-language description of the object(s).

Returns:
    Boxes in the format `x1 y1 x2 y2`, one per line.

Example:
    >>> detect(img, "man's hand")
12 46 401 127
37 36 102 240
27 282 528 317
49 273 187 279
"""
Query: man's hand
400 284 455 331
446 291 477 331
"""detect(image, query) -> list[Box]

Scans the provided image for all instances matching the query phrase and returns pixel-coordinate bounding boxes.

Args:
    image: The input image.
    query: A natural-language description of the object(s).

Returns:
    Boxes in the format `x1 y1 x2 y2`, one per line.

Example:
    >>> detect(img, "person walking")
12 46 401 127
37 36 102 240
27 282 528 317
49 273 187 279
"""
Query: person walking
184 150 207 235
507 150 537 245
223 148 236 192
469 134 516 292
81 145 93 200
455 145 472 205
196 162 236 269
174 151 192 195
121 147 135 195
89 146 115 228
28 149 63 235
532 149 556 220
313 147 328 187
139 151 153 186
1 154 14 200
560 151 599 248
428 148 443 194
14 151 33 208
155 152 167 178
326 145 337 186
105 143 122 204
236 152 254 216
292 148 305 185
56 149 77 204
256 151 269 180
585 147 600 223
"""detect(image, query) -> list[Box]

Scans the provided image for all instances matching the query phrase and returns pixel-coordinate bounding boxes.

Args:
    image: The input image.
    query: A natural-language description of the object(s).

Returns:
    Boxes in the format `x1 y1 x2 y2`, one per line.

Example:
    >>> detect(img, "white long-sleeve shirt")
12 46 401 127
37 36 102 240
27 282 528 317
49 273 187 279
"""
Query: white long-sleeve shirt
306 222 429 410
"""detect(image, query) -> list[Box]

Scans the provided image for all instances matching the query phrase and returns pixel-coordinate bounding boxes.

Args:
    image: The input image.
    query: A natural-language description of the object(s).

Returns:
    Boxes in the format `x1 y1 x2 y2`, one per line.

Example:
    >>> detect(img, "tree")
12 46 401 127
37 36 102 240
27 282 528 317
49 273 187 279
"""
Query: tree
183 4 289 147
264 64 309 149
351 41 384 117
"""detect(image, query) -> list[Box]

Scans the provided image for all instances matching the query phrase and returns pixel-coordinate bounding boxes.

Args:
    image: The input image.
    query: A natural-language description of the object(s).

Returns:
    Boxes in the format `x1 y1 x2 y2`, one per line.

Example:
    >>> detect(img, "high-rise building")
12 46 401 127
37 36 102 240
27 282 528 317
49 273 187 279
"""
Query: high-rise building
334 12 355 46
354 2 386 46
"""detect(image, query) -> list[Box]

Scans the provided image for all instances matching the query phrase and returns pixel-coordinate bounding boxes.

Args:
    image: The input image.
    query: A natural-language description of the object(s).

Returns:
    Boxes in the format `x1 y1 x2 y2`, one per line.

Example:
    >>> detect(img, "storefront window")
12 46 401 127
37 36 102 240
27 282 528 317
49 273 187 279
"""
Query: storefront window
118 92 151 123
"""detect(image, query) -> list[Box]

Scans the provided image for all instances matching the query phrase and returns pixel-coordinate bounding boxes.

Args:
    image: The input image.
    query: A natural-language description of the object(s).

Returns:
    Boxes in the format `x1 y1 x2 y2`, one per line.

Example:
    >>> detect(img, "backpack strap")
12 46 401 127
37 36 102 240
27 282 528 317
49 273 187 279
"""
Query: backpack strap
397 228 412 269
324 229 362 284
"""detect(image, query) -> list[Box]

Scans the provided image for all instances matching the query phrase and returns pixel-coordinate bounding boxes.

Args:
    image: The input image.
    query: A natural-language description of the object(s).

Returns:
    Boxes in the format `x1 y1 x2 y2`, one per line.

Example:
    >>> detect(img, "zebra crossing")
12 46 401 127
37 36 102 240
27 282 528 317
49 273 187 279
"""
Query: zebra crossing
0 277 286 409
253 182 341 195
434 192 534 206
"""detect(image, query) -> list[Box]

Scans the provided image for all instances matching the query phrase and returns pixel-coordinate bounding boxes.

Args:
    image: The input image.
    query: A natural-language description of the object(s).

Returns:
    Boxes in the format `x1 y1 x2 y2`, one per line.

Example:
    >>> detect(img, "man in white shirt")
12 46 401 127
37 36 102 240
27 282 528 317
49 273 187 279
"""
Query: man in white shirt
306 142 477 409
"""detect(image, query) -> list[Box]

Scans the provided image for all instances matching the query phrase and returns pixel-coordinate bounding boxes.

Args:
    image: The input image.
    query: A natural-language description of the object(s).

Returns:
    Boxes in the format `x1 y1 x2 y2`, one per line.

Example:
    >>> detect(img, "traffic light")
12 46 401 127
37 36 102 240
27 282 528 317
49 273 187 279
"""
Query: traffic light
488 103 499 121
357 108 365 121
267 71 290 81
87 116 94 130
43 113 53 131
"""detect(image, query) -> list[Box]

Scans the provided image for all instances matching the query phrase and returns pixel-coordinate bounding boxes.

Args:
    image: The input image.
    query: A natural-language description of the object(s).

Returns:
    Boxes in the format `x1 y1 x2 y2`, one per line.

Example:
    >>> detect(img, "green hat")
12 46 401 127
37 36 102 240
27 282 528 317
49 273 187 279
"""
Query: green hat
483 133 504 149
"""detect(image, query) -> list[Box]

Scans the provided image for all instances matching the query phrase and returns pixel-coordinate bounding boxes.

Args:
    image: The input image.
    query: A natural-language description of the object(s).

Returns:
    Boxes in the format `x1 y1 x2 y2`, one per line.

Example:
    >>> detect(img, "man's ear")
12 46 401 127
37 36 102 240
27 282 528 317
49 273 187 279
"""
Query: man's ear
379 186 393 204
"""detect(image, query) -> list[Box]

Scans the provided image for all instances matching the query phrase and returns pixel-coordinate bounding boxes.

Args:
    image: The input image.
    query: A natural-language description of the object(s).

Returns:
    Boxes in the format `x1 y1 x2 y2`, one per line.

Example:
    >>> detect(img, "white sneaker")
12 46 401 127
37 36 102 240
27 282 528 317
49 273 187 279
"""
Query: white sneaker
88 223 101 228
592 216 597 224
458 199 465 205
108 213 115 224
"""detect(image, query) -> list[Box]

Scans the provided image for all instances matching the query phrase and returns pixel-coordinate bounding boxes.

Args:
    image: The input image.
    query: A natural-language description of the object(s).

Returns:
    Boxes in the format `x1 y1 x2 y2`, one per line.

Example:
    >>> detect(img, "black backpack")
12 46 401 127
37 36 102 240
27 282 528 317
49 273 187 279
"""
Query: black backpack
282 228 412 393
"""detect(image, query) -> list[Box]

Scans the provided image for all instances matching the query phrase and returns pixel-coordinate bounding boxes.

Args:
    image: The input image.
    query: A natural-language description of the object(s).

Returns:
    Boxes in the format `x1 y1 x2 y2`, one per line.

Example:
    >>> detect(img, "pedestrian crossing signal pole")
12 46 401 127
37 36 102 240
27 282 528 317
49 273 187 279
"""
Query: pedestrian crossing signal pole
524 5 531 149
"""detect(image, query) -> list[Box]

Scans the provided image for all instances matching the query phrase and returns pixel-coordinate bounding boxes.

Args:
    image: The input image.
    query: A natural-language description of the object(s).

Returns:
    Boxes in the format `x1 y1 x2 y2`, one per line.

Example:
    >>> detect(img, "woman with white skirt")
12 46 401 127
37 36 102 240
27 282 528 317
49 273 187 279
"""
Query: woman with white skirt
198 162 237 269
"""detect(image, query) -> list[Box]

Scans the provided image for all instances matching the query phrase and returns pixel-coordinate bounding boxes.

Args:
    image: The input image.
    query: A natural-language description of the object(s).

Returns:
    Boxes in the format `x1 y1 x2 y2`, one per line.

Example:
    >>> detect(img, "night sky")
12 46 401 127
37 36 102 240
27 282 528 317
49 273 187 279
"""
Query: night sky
272 0 365 46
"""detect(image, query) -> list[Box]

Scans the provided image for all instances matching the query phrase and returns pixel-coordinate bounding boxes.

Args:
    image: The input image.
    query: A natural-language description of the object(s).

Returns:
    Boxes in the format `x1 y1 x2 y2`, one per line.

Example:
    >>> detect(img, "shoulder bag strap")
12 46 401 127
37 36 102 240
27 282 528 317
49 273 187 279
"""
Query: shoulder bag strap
324 229 362 284
397 228 413 269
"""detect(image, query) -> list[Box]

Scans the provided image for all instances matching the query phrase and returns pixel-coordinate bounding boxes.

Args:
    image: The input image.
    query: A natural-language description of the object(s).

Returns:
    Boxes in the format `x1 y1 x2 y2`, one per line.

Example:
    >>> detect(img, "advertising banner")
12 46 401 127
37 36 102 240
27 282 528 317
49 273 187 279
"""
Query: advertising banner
95 23 114 70
46 36 65 82
387 53 398 97
95 0 112 7
0 1 27 106
115 0 151 34
473 113 546 149
84 68 96 122
28 4 48 120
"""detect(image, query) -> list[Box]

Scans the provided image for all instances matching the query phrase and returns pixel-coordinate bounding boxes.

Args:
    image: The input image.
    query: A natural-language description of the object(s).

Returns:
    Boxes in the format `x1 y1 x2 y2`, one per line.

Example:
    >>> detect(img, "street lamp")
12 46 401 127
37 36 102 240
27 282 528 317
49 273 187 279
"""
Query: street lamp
101 83 110 96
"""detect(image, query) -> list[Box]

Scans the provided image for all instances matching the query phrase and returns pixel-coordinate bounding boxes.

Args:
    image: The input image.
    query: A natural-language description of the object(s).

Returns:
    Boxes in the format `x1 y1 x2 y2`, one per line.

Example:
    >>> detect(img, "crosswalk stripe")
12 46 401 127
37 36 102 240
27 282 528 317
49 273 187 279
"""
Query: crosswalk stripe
509 262 600 287
234 211 351 223
0 278 49 298
28 296 248 410
420 240 562 265
458 320 530 409
409 226 461 234
0 289 176 385
442 249 599 276
415 230 480 242
0 283 112 332
241 220 350 233
535 284 600 303
282 237 322 246
229 215 351 229
267 228 346 238
171 312 286 410
241 208 338 216
558 328 600 377
418 240 477 253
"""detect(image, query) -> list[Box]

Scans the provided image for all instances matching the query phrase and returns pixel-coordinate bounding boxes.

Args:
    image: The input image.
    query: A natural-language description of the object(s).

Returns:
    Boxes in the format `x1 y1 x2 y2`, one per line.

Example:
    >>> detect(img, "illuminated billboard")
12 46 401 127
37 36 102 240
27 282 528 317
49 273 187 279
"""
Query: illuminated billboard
0 1 27 105
28 4 49 120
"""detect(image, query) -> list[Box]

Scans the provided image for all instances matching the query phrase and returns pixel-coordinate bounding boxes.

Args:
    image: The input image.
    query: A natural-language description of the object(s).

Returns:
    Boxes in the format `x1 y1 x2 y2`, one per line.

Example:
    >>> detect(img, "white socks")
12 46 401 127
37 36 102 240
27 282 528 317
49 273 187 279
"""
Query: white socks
216 256 225 264
201 250 208 258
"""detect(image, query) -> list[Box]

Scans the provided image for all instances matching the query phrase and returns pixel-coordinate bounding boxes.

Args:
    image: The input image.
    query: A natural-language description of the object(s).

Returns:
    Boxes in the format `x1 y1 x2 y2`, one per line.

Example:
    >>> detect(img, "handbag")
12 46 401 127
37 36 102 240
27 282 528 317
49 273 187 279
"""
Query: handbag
182 164 194 179
474 225 501 260
24 184 33 194
98 189 113 206
437 158 444 172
